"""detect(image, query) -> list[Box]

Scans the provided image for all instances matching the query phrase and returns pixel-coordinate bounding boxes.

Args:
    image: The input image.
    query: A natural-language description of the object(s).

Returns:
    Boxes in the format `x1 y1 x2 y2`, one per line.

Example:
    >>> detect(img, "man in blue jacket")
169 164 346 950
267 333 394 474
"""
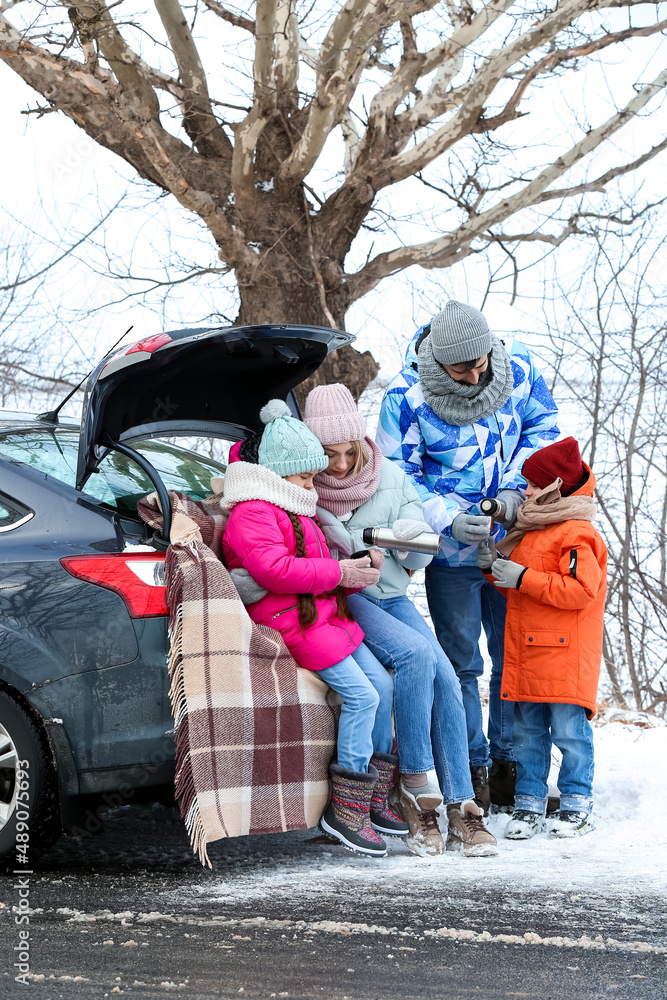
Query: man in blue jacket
377 300 559 812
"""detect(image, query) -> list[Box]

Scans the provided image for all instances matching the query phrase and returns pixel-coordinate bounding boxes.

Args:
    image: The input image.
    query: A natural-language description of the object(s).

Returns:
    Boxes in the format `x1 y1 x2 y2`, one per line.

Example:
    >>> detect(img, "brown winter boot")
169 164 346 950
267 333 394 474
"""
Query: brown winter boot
369 753 409 837
393 785 445 857
470 765 491 816
489 759 517 809
446 800 498 857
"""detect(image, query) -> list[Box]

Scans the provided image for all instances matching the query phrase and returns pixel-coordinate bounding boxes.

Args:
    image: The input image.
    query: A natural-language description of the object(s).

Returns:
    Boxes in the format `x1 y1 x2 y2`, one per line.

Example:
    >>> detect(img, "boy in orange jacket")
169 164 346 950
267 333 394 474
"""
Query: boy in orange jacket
478 437 607 839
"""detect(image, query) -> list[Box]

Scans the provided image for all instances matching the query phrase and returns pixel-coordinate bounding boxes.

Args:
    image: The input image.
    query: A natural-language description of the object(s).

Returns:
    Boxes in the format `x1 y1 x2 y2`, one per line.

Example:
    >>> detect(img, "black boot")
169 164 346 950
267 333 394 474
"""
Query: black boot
489 759 517 809
470 766 490 816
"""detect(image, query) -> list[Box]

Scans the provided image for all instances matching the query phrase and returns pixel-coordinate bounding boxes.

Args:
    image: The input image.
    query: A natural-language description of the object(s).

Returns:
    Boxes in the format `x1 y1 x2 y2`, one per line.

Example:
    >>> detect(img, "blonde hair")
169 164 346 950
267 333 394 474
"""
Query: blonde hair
349 440 370 476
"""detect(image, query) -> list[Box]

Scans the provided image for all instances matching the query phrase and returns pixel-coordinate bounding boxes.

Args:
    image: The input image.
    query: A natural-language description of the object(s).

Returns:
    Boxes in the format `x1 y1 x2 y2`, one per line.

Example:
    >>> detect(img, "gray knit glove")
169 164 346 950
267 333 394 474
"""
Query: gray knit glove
495 489 525 529
391 517 433 560
229 567 269 605
451 512 492 545
476 539 498 571
338 556 381 589
491 558 527 589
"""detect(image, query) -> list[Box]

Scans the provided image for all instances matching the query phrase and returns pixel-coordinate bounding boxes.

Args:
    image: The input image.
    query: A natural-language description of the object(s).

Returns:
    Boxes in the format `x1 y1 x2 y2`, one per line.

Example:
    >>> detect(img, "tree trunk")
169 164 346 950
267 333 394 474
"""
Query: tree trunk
234 244 379 409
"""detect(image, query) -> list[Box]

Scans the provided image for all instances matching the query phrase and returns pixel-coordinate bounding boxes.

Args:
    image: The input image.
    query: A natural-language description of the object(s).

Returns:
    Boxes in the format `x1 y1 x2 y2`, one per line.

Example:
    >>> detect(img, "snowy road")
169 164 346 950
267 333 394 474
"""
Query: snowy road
1 722 665 998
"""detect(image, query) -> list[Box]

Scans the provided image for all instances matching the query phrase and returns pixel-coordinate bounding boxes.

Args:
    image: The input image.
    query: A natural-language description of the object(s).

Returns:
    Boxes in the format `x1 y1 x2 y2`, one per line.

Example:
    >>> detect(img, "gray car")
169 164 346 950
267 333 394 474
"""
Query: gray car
0 322 351 866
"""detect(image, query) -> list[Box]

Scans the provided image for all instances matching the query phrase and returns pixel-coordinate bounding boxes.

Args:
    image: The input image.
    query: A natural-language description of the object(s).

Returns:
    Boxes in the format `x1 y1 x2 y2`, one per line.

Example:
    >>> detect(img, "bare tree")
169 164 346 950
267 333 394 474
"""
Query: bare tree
0 204 129 409
1 1 666 397
535 231 667 715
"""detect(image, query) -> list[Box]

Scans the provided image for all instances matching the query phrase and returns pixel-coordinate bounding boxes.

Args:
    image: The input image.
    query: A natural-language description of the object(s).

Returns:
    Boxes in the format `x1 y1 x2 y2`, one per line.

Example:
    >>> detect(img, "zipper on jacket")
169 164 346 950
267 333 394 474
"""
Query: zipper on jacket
493 411 505 462
271 605 298 620
329 618 355 646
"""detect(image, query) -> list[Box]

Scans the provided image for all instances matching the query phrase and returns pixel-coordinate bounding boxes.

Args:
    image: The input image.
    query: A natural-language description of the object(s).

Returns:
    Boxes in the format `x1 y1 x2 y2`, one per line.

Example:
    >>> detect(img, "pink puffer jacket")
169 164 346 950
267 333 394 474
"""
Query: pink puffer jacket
223 499 364 670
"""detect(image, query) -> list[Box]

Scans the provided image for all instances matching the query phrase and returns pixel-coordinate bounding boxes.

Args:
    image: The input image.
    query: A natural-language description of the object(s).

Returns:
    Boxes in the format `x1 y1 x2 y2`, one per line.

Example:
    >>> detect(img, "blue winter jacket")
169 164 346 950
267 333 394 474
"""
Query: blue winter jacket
377 325 559 567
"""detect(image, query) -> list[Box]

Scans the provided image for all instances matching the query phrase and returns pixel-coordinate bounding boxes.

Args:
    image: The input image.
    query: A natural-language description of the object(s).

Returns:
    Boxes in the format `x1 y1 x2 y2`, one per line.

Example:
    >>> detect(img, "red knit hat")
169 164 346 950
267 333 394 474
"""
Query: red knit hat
522 437 585 492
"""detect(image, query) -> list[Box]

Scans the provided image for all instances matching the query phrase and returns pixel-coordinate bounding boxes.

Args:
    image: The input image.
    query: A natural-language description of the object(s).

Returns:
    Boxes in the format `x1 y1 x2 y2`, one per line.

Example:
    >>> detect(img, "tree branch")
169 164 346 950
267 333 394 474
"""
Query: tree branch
474 18 667 134
200 0 255 33
536 137 667 203
344 66 667 302
58 0 159 118
277 0 440 190
154 0 231 157
273 0 299 105
0 199 123 291
230 0 279 212
367 0 660 190
0 14 250 265
393 0 516 144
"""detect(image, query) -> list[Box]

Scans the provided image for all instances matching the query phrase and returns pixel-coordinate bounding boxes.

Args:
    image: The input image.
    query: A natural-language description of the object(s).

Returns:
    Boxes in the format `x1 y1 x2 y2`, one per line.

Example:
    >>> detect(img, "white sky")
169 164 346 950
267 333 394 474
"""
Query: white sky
1 2 666 390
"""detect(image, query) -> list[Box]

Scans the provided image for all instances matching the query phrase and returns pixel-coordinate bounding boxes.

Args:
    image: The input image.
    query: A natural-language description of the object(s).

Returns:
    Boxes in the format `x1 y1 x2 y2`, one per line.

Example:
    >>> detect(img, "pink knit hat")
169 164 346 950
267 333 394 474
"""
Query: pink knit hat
304 383 367 445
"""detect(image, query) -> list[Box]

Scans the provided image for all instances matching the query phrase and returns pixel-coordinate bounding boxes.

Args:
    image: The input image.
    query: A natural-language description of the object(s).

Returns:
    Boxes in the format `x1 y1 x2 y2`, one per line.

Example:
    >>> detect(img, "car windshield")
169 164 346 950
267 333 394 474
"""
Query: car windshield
0 428 229 516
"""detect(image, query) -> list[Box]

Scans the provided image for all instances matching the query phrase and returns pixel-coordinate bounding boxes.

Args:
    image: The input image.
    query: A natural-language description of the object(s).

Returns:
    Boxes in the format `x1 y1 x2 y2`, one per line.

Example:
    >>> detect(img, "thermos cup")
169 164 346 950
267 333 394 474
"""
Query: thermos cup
361 526 442 557
479 497 506 519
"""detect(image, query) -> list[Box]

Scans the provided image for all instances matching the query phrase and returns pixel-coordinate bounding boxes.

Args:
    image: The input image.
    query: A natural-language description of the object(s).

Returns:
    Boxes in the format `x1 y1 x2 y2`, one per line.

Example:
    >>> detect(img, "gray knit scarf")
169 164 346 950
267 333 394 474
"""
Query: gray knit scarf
417 333 514 426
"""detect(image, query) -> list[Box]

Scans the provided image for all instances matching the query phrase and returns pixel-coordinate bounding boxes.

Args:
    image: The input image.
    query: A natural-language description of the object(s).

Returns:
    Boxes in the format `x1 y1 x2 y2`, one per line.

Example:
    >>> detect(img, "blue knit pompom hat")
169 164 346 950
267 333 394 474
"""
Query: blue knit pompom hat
257 399 329 477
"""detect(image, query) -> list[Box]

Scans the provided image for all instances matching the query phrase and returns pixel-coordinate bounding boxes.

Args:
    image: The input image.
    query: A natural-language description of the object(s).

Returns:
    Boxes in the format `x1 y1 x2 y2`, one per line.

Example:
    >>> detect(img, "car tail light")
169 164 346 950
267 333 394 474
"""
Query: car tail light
60 553 169 618
125 334 172 355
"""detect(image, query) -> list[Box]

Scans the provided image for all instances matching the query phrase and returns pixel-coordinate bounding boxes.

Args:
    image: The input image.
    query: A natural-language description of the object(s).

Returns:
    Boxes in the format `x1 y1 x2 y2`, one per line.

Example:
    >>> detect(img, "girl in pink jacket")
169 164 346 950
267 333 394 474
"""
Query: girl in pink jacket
222 400 408 856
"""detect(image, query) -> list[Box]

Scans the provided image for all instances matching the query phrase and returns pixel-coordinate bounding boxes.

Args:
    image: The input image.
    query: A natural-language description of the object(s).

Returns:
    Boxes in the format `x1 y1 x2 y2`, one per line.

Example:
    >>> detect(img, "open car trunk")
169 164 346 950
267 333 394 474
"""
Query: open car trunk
76 323 353 492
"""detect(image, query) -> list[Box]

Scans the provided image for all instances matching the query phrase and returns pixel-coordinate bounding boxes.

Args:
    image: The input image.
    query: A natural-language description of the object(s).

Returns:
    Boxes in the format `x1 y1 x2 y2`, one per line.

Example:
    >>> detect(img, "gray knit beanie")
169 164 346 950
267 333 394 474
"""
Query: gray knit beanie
430 300 492 365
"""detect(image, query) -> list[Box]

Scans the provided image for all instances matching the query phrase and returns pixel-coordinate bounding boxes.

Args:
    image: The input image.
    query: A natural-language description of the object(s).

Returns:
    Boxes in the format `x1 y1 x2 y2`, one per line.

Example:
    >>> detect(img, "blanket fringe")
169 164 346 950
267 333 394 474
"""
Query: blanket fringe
185 798 211 868
167 603 188 728
166 599 205 863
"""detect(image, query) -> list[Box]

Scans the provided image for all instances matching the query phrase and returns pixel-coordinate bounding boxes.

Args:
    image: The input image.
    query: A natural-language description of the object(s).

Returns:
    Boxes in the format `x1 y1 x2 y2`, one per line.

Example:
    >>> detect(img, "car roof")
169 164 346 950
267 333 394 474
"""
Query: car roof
0 411 80 432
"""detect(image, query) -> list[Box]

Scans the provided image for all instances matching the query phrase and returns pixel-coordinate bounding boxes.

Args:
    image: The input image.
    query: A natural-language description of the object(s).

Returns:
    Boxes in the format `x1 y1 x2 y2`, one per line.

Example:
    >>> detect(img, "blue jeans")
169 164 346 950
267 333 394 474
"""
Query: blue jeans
425 564 512 768
347 593 474 804
318 643 394 773
513 702 595 815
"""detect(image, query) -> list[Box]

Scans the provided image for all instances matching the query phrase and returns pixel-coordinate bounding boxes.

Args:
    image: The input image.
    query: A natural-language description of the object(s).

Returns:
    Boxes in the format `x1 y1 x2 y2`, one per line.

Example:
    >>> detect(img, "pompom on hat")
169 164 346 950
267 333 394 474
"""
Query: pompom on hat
303 383 367 445
257 399 328 477
522 436 585 492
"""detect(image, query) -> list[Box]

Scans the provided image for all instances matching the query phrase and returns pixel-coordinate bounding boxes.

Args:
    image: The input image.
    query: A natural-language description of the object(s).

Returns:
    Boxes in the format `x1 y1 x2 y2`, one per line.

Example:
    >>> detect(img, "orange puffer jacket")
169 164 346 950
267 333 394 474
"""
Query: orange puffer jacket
498 469 607 718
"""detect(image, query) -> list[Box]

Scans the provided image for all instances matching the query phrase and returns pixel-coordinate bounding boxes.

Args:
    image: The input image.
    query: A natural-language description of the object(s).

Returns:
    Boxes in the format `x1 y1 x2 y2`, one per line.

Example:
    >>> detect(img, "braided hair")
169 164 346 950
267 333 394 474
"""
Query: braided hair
285 511 354 630
239 431 261 464
285 511 318 630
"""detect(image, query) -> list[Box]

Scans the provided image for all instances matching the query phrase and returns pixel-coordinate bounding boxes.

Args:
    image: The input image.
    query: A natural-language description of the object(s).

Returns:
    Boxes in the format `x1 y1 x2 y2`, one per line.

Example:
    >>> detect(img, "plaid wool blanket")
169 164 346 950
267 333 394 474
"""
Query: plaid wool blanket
138 489 337 866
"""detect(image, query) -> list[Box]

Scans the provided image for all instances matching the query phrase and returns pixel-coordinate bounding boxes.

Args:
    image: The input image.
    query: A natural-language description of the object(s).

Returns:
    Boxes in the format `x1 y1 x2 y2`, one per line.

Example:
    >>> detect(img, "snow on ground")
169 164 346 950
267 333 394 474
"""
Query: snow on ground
193 717 667 911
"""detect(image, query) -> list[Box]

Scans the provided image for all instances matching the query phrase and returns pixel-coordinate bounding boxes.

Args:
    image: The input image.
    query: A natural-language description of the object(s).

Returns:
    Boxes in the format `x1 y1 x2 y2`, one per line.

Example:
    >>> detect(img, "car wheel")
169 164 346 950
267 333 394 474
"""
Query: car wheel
0 690 61 868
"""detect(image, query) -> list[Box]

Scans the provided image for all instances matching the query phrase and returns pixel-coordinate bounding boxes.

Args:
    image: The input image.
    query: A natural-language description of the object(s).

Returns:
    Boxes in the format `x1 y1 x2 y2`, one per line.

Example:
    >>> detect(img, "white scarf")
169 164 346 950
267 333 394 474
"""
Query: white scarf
219 462 318 517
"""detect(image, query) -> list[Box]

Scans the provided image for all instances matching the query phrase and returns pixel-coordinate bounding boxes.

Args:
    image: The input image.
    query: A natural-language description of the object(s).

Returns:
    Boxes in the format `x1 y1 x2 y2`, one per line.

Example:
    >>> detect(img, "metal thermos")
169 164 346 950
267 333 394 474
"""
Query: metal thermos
362 526 442 557
479 497 506 520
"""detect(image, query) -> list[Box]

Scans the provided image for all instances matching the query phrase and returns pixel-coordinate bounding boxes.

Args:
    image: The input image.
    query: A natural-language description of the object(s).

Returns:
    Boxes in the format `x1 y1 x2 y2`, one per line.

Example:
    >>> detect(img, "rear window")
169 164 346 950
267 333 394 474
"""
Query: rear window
0 492 33 531
0 429 228 516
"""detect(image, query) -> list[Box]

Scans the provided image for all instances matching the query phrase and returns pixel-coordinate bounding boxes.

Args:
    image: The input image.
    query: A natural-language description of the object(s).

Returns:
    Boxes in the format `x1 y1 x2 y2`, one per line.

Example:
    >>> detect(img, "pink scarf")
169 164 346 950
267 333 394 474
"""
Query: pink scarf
314 436 383 517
